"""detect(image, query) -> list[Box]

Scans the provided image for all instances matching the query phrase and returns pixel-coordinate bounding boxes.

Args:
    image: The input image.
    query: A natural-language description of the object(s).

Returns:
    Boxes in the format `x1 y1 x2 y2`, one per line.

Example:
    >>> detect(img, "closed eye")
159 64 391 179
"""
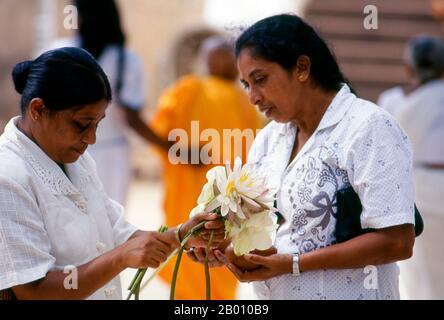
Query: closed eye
240 80 249 90
76 122 89 131
253 75 267 85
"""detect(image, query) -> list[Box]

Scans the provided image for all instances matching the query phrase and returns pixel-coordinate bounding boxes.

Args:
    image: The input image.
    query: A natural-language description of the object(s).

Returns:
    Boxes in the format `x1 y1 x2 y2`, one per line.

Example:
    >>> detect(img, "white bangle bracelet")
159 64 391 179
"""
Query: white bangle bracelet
292 254 300 276
174 223 183 244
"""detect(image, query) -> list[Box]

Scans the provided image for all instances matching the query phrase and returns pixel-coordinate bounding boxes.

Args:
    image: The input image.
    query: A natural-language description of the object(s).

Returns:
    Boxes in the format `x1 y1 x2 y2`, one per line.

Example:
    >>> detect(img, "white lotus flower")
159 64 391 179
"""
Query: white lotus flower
190 158 278 255
189 203 206 217
197 181 215 205
225 210 279 256
215 161 243 217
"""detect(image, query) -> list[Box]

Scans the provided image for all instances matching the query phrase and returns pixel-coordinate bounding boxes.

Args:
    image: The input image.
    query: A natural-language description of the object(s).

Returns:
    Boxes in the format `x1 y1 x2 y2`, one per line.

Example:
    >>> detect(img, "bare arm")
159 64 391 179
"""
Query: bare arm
11 213 226 299
123 108 172 151
224 224 415 282
12 231 177 300
299 224 414 271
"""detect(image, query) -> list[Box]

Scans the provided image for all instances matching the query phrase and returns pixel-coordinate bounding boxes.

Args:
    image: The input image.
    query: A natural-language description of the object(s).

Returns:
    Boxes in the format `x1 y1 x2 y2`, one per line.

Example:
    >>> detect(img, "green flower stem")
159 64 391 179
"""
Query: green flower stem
127 269 140 291
139 220 207 293
204 231 214 300
127 225 168 300
169 247 184 300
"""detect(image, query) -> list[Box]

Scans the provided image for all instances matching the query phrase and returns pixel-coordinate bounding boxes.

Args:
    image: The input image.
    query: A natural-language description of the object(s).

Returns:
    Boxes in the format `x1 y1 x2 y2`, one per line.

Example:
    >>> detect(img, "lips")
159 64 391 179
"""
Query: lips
73 146 88 154
258 105 273 116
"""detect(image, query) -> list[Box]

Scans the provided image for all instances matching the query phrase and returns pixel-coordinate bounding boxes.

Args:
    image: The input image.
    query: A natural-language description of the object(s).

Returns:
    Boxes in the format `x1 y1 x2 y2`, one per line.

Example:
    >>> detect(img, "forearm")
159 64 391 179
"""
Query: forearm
13 246 125 300
125 112 171 151
300 226 414 272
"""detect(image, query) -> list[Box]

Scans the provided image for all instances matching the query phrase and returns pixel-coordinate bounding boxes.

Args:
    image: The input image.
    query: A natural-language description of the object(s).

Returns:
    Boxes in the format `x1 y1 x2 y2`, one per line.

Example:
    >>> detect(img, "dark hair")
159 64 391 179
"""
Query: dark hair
404 35 444 83
235 14 347 92
75 0 125 59
12 47 112 114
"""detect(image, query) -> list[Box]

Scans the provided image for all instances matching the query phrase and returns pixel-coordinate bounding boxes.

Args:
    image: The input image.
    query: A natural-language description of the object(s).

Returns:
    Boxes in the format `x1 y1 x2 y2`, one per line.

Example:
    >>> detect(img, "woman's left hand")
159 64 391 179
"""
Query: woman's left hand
225 253 293 282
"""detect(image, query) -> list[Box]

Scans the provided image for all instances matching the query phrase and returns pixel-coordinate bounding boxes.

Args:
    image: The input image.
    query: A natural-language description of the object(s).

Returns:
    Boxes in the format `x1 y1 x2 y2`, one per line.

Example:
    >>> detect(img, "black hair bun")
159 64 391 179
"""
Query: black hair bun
12 60 32 94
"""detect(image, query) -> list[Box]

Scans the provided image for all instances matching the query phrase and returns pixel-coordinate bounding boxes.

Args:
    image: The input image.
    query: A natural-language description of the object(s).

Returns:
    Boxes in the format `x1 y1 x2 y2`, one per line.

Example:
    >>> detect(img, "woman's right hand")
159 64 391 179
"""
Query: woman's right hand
180 212 226 248
118 231 178 269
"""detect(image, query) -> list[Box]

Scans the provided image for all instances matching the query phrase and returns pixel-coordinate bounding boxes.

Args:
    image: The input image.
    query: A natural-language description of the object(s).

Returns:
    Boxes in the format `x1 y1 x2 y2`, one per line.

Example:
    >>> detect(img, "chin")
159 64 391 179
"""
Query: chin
269 115 287 123
63 154 81 164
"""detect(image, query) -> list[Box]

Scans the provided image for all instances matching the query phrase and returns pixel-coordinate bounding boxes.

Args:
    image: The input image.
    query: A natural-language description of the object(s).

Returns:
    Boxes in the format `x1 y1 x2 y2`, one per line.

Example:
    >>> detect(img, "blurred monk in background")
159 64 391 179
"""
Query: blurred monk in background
150 36 264 299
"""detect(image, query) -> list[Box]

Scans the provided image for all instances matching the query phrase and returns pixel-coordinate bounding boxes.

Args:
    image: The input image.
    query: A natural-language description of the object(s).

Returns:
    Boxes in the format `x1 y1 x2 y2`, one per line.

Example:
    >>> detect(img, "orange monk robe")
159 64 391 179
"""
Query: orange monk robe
150 75 264 299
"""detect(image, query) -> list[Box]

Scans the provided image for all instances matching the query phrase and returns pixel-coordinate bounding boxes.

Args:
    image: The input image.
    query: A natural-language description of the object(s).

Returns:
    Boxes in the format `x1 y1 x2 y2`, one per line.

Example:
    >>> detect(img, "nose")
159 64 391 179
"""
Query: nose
81 126 97 145
248 87 263 106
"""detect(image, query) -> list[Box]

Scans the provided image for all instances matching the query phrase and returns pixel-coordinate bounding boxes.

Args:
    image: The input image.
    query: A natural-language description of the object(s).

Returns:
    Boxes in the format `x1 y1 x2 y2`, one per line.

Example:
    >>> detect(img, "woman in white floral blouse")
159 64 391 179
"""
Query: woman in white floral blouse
204 14 416 300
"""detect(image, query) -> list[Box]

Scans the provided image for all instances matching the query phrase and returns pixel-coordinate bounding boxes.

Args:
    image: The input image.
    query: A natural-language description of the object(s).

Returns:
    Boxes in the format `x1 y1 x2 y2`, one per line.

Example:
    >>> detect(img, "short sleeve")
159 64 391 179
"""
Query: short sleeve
0 176 56 290
119 50 146 110
346 113 416 229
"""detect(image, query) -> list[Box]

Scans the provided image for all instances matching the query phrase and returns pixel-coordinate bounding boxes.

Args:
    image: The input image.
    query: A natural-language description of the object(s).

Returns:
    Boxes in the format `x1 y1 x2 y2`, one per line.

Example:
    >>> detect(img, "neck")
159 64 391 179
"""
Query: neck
17 116 63 166
290 86 337 136
17 116 37 145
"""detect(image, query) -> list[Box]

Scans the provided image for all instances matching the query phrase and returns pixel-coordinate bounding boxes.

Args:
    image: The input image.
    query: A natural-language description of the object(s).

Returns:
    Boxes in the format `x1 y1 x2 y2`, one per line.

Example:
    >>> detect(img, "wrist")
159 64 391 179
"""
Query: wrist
174 224 183 244
111 245 127 271
178 223 187 243
281 254 294 275
177 223 193 250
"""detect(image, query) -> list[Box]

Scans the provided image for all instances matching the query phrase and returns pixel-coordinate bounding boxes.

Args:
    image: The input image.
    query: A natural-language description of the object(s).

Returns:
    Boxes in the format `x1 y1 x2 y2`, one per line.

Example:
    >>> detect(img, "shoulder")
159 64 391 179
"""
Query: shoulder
248 121 285 159
344 98 411 154
0 139 33 188
348 97 404 134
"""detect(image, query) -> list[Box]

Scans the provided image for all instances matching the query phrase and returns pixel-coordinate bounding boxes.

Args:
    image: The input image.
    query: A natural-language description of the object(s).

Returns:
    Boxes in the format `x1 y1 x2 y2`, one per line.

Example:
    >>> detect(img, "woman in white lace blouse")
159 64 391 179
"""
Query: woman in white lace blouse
203 14 417 300
0 47 224 300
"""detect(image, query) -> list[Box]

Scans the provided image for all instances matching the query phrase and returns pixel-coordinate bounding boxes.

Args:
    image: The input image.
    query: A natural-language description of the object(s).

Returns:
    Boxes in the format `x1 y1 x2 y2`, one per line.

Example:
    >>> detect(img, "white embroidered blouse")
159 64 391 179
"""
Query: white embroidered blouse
0 117 137 299
247 85 415 300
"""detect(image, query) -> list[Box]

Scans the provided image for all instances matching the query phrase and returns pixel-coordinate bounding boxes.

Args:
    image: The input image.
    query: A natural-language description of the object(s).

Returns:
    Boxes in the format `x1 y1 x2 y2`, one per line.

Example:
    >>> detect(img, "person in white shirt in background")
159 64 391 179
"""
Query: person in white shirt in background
47 0 171 205
378 36 444 300
0 47 225 300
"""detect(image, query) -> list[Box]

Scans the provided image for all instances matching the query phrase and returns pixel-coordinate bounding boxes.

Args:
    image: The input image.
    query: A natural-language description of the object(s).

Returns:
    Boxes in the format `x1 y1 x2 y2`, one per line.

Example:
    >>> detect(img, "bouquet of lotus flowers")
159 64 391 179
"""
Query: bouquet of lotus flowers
127 157 278 300
190 157 279 256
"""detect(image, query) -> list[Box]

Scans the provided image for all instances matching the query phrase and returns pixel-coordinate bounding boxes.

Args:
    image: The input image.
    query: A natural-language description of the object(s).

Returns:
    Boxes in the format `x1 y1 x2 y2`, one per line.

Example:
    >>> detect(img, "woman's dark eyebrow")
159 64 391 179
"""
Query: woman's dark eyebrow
77 115 106 121
248 69 263 78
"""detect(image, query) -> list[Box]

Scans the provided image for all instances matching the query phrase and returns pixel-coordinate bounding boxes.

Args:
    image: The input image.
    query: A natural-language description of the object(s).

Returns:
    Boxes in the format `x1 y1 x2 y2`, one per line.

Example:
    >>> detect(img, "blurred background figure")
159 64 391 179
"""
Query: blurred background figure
46 0 170 205
149 36 264 299
378 35 444 300
431 0 444 23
